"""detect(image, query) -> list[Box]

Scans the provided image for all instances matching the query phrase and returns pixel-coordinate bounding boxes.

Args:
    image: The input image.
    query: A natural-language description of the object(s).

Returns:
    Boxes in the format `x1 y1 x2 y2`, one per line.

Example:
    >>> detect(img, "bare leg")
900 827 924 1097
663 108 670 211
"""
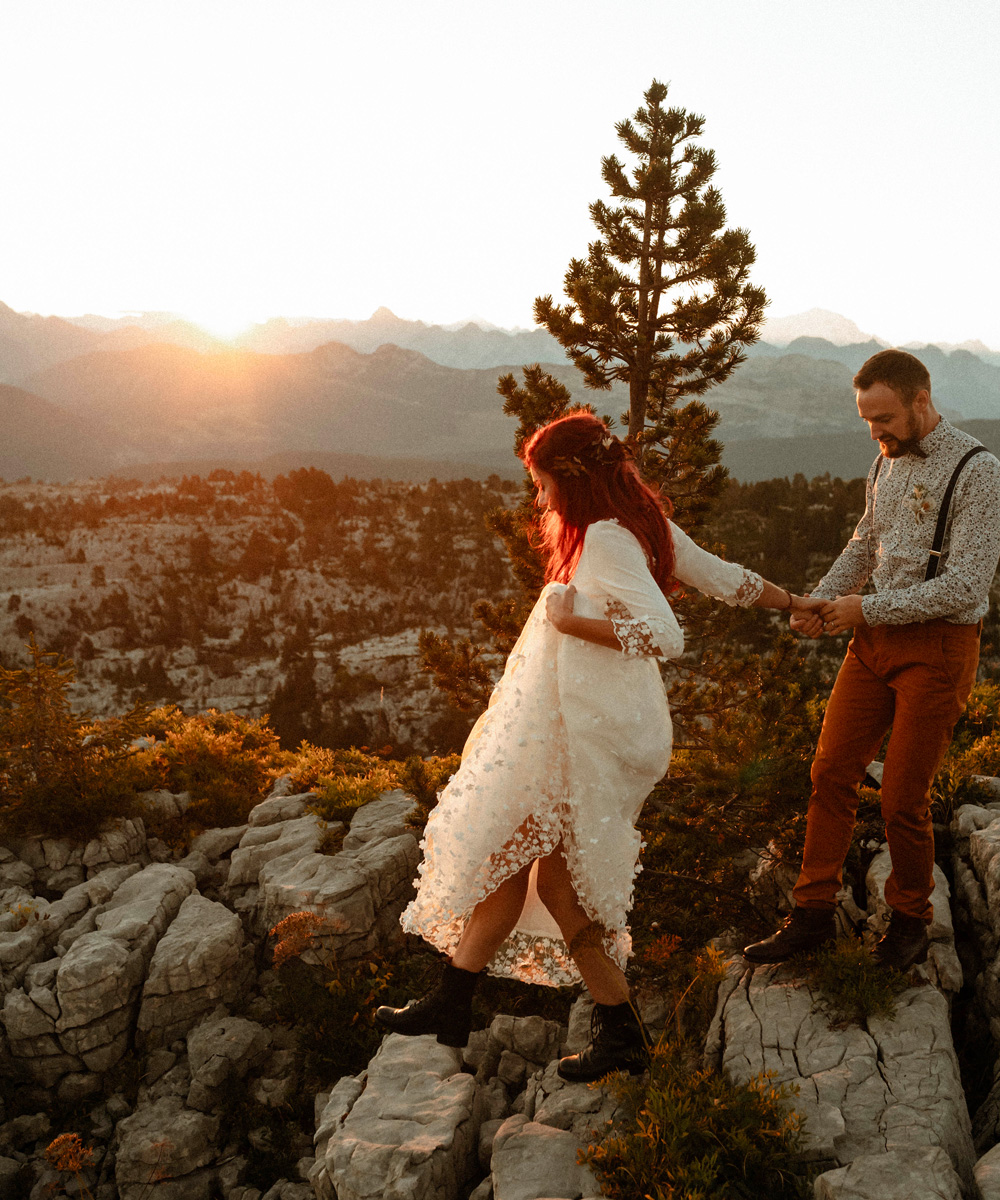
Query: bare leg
536 844 629 1005
451 859 533 972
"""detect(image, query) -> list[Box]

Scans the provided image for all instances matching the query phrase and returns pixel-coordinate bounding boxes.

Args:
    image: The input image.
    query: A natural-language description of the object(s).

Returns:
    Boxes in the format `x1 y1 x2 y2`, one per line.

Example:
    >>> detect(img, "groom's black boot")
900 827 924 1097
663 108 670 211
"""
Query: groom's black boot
375 962 480 1047
743 906 836 963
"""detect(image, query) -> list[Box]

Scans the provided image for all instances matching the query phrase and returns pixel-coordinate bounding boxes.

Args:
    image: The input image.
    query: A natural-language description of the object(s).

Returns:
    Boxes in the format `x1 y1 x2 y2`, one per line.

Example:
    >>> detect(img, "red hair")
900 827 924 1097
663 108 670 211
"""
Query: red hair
522 412 676 592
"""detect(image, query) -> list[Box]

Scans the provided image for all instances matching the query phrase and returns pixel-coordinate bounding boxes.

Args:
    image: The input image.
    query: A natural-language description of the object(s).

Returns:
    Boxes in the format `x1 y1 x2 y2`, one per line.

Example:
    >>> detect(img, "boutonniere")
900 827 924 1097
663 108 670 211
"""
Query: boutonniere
906 483 932 523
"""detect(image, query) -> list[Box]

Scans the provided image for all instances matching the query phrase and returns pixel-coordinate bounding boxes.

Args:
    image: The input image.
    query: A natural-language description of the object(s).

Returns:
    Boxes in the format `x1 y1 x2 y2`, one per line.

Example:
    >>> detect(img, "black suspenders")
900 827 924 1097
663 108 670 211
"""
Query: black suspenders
869 445 989 582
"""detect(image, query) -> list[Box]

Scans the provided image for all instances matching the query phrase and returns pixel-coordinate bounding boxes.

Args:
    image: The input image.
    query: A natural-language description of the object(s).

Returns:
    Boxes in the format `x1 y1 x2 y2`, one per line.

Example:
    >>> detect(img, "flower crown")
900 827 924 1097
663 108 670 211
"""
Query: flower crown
548 434 627 477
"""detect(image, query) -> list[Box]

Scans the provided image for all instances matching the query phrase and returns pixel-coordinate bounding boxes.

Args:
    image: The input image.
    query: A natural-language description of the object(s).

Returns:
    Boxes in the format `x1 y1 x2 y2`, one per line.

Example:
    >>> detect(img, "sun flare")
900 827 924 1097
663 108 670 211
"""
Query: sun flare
185 311 258 342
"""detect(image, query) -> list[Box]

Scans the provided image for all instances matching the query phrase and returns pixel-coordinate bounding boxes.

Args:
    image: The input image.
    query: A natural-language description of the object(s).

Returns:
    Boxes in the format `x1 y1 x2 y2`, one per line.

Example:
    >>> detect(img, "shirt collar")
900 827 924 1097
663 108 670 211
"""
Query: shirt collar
916 416 951 457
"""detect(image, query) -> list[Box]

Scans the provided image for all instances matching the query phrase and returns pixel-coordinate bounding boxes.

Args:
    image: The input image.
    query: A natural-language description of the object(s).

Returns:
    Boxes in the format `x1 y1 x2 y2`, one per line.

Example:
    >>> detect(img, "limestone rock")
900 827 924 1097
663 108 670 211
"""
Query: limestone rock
977 1140 1000 1199
257 832 419 962
138 893 253 1048
260 1182 313 1200
313 1074 367 1164
865 851 961 992
246 793 311 829
487 1014 562 1067
19 864 200 1083
188 1014 270 1086
563 995 594 1055
521 1061 617 1140
813 1146 963 1199
317 1033 483 1200
0 1111 51 1152
489 1115 600 1200
190 825 248 862
227 815 322 890
953 803 996 844
0 857 35 891
341 792 418 852
0 1156 21 1188
81 818 149 875
115 1095 220 1199
719 961 975 1185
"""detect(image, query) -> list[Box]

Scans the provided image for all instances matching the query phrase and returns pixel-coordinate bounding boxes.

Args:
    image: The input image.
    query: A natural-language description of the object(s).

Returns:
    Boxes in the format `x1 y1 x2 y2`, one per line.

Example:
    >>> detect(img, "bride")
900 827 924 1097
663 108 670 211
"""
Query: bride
377 411 820 1080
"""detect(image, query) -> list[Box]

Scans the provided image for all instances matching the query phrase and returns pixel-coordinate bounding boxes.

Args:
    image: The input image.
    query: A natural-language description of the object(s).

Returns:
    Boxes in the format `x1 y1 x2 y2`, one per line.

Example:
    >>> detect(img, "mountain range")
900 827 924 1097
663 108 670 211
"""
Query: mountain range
3 302 999 483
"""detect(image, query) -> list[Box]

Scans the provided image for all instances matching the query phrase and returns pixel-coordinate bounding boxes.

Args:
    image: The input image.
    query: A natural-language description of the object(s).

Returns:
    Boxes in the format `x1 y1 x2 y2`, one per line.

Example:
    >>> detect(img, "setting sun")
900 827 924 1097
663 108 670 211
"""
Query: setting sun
186 311 258 343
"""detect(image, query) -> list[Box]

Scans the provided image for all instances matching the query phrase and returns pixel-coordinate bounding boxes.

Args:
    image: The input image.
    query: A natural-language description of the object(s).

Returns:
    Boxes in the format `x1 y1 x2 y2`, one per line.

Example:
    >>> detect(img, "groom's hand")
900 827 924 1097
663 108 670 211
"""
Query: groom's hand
819 595 866 635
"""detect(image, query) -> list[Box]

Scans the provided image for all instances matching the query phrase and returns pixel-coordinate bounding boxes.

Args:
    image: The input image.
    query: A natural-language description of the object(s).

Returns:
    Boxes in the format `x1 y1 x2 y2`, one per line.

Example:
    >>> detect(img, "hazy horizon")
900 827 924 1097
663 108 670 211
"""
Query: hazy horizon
8 301 999 357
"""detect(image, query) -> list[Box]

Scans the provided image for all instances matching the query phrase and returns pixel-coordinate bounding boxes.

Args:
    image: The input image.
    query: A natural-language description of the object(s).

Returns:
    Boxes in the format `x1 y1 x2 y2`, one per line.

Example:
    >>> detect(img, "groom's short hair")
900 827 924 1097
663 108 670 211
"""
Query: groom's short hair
854 349 931 405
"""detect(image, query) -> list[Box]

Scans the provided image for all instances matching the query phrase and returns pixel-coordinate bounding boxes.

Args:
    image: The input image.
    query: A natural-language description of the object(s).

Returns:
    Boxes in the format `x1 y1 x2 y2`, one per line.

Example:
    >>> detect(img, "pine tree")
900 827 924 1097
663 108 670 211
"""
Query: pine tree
421 79 768 714
535 78 766 525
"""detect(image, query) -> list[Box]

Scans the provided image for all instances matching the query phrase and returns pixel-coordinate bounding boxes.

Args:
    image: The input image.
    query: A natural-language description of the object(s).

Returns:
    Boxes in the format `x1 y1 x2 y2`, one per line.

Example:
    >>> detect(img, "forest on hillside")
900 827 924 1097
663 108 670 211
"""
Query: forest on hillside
5 464 989 761
0 468 519 754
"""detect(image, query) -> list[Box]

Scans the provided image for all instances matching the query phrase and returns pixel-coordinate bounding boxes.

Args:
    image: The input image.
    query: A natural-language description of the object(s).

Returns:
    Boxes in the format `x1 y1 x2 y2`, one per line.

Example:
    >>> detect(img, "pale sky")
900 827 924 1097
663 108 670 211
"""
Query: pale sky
2 0 998 347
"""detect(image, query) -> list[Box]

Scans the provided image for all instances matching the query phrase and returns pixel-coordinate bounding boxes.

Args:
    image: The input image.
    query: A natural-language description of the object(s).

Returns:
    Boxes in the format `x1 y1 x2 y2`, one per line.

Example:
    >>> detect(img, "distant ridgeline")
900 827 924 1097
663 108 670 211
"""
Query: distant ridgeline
1 301 998 484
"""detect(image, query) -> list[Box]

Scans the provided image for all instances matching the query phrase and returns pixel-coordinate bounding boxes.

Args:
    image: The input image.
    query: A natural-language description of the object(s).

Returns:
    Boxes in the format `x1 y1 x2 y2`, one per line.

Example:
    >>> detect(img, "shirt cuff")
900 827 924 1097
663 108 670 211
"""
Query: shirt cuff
860 594 882 626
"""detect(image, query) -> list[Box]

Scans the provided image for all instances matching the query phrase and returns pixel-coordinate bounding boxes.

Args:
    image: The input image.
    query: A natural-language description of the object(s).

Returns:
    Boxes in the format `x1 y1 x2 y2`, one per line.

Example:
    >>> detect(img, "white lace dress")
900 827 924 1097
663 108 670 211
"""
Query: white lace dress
401 518 763 985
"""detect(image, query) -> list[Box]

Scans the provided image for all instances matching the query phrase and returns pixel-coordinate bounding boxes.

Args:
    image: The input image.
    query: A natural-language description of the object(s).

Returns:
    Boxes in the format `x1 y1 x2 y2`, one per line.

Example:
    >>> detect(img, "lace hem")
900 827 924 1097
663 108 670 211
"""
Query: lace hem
606 597 674 658
727 568 765 608
401 802 638 987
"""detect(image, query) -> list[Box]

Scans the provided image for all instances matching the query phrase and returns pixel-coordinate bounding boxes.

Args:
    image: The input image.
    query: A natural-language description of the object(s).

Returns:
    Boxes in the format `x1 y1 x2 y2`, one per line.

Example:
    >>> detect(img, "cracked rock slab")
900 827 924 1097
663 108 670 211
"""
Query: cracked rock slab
233 796 421 965
115 1094 220 1199
137 892 252 1048
316 1033 483 1200
719 962 974 1186
489 1114 601 1200
813 1146 963 1199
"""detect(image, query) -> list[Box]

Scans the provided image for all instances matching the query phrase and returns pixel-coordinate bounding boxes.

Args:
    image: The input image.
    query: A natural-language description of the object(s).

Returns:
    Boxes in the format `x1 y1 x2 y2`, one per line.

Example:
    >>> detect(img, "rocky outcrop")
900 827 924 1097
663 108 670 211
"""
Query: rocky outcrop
3 818 148 896
2 863 196 1094
711 820 990 1195
312 1034 484 1200
950 794 1000 1155
813 1146 964 1199
0 859 144 995
717 962 974 1182
865 851 963 994
488 1115 601 1200
137 892 254 1048
115 1095 220 1200
310 997 612 1200
5 772 1000 1200
227 791 420 964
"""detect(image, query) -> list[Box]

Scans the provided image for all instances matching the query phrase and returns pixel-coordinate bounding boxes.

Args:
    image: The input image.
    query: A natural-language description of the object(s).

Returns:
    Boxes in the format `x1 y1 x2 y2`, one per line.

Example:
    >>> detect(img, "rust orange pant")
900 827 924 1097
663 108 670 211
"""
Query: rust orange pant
792 618 980 923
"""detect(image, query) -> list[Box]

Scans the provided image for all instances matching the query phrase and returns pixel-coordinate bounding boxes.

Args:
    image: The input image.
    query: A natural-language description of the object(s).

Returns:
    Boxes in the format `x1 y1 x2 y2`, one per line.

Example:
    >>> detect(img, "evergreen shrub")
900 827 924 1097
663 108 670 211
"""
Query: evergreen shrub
584 1047 807 1200
283 744 400 823
933 681 1000 820
398 753 461 829
809 939 909 1027
0 636 151 842
137 706 282 833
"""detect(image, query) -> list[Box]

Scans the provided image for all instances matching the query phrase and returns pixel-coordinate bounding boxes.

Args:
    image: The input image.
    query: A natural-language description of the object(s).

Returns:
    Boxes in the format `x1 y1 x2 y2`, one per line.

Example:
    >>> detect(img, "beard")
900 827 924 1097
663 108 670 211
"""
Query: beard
879 410 927 459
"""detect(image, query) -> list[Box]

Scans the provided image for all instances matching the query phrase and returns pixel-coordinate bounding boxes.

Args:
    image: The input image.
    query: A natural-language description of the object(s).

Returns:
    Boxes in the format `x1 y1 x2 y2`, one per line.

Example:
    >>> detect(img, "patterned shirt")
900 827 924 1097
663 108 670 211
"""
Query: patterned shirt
812 418 1000 625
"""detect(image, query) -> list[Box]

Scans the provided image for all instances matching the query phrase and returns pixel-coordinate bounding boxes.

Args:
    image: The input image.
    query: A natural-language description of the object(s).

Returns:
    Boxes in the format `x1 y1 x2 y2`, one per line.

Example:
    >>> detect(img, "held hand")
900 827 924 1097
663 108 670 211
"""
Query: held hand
788 593 824 638
819 594 866 636
545 584 576 632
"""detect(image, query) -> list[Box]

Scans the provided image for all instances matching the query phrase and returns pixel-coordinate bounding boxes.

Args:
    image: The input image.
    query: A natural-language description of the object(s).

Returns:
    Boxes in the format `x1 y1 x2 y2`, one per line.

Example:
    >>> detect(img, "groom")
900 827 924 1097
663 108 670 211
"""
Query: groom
745 349 1000 971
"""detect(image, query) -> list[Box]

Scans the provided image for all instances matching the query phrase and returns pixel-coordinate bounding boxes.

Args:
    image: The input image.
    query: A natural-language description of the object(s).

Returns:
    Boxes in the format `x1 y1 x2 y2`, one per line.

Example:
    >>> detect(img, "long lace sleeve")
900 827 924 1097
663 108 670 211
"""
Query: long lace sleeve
669 521 764 607
581 521 684 660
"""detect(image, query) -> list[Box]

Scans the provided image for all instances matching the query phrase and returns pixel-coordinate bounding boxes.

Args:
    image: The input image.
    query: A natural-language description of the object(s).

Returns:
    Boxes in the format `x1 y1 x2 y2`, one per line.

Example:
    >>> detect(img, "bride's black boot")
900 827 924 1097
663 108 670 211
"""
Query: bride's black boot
557 1000 649 1083
375 962 480 1047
